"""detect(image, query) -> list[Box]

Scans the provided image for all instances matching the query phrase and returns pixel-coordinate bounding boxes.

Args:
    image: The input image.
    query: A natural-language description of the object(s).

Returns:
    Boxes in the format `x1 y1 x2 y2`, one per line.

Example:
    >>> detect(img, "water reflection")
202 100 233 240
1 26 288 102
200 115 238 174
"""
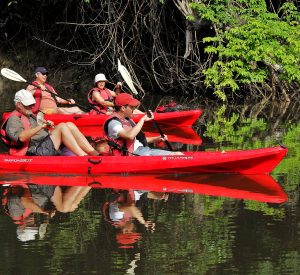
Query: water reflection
2 183 91 242
103 189 167 248
1 173 287 246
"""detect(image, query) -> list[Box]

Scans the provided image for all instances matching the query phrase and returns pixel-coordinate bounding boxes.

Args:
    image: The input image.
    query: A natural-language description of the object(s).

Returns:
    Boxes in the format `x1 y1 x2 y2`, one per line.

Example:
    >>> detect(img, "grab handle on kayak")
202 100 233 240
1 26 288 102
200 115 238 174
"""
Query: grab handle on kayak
88 181 102 186
73 115 83 120
88 158 102 164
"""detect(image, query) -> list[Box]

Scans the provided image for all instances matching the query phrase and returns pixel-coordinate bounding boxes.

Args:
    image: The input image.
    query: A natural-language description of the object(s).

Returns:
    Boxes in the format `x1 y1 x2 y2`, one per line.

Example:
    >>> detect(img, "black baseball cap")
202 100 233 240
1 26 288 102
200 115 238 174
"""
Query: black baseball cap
35 67 48 74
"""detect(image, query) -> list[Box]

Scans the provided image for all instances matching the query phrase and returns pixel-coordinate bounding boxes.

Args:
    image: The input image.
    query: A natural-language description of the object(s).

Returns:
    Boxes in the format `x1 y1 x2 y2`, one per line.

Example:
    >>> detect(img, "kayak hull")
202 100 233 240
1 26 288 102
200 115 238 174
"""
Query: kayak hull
0 146 287 175
43 109 202 127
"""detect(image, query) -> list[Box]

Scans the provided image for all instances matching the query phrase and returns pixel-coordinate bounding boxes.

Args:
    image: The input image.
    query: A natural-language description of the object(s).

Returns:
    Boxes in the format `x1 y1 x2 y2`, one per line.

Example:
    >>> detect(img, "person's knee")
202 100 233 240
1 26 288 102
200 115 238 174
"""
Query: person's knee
56 122 67 129
66 122 77 130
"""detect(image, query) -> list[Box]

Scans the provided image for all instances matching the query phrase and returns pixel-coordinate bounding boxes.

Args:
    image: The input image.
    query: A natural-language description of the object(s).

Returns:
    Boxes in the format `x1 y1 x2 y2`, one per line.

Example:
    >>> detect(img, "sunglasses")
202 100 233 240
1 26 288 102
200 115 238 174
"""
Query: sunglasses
126 105 136 111
22 103 35 108
38 72 48 76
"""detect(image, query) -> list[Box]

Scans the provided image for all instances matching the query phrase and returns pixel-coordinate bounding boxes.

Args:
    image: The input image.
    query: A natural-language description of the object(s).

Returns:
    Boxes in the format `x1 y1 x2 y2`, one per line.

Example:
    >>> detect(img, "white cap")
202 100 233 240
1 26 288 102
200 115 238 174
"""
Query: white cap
94 73 108 83
14 89 36 106
109 202 124 221
16 227 39 242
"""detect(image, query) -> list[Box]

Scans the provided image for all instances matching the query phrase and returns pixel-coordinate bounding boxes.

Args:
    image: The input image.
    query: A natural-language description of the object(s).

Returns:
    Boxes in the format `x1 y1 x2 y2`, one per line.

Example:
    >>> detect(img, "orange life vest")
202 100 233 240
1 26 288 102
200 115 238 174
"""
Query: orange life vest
31 81 57 114
87 87 114 114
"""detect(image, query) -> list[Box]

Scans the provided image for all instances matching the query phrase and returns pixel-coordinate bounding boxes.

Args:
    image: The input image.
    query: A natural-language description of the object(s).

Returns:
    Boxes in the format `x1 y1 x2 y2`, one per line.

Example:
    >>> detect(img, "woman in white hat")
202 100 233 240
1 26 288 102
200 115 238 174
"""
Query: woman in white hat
87 73 122 114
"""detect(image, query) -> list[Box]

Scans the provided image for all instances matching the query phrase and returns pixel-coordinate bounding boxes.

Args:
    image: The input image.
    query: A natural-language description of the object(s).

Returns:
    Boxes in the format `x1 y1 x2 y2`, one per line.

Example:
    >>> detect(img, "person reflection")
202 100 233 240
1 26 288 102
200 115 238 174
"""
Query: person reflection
103 189 168 248
1 184 91 242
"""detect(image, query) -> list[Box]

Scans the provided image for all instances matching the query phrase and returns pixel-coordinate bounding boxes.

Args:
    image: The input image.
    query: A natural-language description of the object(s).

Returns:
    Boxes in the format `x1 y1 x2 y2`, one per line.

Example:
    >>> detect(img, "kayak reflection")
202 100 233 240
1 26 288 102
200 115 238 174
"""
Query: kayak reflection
0 172 287 204
1 183 91 242
0 173 287 246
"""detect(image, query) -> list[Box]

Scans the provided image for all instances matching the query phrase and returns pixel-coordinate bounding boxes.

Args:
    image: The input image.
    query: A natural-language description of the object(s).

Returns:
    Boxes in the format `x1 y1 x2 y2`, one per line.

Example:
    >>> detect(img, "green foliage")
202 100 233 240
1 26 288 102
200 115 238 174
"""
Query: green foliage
204 105 267 147
244 200 286 219
274 121 300 192
190 0 300 100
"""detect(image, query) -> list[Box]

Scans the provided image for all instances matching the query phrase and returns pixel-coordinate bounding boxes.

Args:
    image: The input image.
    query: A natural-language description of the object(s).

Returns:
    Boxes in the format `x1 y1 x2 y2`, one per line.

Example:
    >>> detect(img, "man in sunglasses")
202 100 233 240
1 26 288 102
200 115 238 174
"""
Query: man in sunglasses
26 67 84 115
103 93 182 156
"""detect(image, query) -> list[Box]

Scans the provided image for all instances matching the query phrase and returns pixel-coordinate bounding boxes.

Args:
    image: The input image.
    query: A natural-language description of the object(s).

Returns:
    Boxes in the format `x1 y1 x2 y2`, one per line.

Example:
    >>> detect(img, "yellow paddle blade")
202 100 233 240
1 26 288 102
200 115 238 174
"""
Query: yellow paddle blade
1 68 27 82
117 59 138 95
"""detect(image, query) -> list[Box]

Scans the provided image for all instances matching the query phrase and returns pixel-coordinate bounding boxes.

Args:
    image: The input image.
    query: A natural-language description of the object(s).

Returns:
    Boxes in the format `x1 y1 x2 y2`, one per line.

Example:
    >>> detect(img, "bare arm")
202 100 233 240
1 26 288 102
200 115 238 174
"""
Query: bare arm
20 197 48 214
146 136 167 144
18 124 46 142
117 115 152 140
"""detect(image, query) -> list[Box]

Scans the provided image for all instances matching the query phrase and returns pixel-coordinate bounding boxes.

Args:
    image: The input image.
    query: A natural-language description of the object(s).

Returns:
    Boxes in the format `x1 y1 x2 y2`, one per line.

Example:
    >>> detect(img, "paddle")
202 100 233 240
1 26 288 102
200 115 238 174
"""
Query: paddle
117 60 138 95
117 59 173 151
0 68 100 114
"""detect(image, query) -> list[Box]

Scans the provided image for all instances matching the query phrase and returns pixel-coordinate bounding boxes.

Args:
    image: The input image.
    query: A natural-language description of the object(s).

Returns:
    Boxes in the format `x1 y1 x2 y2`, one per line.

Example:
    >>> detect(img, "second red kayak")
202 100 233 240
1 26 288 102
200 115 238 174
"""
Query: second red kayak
42 109 202 127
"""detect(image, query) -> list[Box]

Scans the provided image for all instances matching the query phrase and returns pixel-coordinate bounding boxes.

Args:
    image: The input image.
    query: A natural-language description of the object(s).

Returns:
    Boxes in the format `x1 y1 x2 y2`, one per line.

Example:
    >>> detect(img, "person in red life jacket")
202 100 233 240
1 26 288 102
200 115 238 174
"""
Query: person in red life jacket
103 93 183 156
4 89 99 156
26 67 84 115
88 73 122 115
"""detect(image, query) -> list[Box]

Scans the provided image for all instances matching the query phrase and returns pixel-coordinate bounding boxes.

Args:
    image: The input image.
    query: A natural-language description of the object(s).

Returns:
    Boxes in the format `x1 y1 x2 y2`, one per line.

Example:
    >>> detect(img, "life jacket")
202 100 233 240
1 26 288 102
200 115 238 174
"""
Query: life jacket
87 87 114 114
1 185 33 225
31 81 57 114
0 110 31 156
103 113 148 156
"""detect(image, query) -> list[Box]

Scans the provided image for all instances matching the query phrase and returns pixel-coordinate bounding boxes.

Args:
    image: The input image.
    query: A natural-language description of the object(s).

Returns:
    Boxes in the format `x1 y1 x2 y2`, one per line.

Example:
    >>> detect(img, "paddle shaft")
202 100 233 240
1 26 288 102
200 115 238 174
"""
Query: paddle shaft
146 110 173 151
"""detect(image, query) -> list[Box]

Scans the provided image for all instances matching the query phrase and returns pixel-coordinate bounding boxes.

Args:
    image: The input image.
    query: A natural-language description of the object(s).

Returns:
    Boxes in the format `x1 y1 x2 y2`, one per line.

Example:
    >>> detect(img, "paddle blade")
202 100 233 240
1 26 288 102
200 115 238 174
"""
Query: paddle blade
117 59 138 95
1 68 27 83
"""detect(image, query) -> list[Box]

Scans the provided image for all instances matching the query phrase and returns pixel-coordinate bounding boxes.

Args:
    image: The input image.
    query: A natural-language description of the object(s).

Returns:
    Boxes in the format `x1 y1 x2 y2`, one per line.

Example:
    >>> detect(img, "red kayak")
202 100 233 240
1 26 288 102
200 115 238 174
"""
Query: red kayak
0 173 287 203
41 109 202 127
0 146 287 175
79 125 202 145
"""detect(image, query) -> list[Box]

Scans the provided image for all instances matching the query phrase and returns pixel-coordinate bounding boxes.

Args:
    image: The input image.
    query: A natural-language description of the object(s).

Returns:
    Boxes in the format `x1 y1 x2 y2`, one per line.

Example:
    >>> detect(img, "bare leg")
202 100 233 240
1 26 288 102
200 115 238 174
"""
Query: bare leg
50 123 94 156
58 107 85 114
65 122 98 155
69 187 91 211
50 186 91 213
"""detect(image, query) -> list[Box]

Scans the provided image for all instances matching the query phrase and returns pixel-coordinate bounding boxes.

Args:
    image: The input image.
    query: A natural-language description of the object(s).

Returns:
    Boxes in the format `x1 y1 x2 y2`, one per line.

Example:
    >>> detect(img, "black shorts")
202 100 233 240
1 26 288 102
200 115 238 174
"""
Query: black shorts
27 135 60 156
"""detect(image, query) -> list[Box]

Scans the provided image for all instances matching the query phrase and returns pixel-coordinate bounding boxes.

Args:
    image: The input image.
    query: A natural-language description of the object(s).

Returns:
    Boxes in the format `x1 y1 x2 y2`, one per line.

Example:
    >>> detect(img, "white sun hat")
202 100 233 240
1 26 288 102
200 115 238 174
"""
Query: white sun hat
94 73 108 83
